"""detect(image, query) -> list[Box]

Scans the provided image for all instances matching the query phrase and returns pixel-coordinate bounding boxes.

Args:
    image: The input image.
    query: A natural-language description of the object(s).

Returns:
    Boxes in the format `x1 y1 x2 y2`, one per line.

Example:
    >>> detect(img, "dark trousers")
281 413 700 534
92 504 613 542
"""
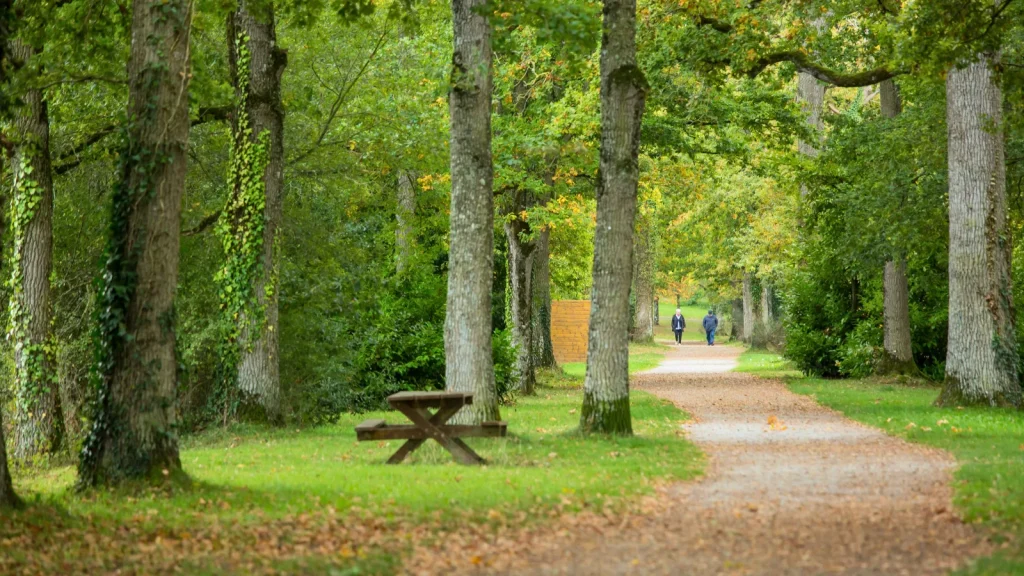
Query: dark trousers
706 329 716 345
674 329 683 343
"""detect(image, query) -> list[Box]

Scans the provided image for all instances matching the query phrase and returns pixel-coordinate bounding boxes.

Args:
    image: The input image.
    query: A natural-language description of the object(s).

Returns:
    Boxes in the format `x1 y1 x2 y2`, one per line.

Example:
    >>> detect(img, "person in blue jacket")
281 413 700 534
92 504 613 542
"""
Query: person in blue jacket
671 309 686 344
702 310 719 346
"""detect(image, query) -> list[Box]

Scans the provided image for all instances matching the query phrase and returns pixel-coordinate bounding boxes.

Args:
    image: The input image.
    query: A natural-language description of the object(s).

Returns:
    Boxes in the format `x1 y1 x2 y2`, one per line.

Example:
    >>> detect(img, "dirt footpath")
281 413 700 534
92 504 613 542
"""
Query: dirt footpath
409 343 992 575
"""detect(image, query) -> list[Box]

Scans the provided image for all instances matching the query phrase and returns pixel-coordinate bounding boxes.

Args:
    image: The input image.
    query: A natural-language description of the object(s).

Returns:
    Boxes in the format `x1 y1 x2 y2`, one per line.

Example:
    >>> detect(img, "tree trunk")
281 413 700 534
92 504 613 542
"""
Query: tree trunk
796 38 826 199
0 407 19 509
532 226 557 369
742 272 754 343
0 0 23 509
760 282 773 325
8 40 62 459
580 0 646 435
630 221 654 342
505 216 536 394
730 298 742 340
228 2 287 423
940 54 1021 408
881 258 916 373
78 0 192 486
654 297 659 326
395 169 416 274
445 0 499 424
877 79 917 375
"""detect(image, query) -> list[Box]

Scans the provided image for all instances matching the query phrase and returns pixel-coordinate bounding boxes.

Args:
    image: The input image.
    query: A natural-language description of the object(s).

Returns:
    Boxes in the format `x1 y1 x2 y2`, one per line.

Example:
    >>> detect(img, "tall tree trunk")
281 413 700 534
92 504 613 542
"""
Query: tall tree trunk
228 2 287 423
742 272 754 343
532 226 557 368
877 79 916 375
796 25 826 199
0 407 19 509
730 298 743 340
630 220 654 342
78 0 192 486
8 40 62 459
760 282 773 325
940 54 1021 408
395 169 416 274
580 0 646 435
505 215 536 394
445 0 499 423
0 0 22 509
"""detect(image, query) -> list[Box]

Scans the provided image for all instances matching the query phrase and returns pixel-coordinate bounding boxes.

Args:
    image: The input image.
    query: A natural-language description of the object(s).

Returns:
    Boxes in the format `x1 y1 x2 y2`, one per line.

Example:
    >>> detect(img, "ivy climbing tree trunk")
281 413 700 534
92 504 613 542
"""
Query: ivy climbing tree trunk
505 207 536 394
445 0 499 424
8 39 62 459
395 169 416 274
78 0 192 486
742 272 754 343
0 406 18 509
630 218 654 343
532 226 556 368
225 2 287 423
580 0 647 435
877 79 916 375
939 53 1021 408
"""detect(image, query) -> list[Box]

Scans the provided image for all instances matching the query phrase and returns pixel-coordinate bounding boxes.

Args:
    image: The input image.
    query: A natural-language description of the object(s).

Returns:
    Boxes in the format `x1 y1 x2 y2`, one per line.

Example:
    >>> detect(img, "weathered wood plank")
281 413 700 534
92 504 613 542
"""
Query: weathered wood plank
355 419 386 431
387 391 474 409
356 423 507 441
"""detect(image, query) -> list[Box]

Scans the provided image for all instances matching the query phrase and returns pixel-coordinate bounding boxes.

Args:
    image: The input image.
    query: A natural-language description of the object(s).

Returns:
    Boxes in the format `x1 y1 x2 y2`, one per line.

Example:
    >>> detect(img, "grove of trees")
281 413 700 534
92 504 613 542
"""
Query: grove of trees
0 0 1021 506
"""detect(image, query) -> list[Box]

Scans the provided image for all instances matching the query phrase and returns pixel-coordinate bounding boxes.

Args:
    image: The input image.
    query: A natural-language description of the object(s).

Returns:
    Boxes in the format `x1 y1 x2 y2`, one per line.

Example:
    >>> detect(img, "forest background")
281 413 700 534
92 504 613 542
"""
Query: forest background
0 0 1021 465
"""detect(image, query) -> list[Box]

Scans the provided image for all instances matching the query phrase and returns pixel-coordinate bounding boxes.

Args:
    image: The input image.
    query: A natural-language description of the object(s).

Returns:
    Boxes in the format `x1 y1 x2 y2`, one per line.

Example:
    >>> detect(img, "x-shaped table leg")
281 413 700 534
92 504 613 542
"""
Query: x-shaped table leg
386 402 485 465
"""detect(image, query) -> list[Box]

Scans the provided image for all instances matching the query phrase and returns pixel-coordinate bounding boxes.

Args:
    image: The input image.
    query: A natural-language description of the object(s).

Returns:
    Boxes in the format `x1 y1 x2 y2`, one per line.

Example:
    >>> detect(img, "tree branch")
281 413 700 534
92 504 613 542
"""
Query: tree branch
747 50 905 87
183 210 222 237
52 105 233 175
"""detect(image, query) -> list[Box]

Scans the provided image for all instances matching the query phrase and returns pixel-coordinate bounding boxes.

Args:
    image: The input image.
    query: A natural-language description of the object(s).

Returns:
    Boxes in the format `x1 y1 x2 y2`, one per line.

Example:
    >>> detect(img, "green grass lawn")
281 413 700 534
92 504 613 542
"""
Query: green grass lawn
5 346 700 574
737 349 1024 575
561 341 667 378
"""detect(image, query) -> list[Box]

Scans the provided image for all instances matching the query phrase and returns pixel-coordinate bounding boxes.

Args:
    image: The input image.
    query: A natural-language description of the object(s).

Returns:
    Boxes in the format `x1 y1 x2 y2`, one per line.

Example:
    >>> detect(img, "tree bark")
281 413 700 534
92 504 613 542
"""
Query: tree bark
395 169 416 274
877 79 917 375
940 54 1021 408
730 298 743 340
742 272 754 343
760 281 773 325
0 0 22 510
630 220 654 342
78 0 192 486
796 22 826 199
8 40 62 459
445 0 499 424
532 226 557 368
229 2 287 423
0 406 19 509
505 215 536 394
580 0 646 435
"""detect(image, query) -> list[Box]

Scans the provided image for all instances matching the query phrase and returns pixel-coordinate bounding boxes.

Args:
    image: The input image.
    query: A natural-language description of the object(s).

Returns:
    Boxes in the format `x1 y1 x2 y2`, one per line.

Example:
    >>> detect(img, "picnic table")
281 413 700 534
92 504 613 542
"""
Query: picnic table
355 391 507 465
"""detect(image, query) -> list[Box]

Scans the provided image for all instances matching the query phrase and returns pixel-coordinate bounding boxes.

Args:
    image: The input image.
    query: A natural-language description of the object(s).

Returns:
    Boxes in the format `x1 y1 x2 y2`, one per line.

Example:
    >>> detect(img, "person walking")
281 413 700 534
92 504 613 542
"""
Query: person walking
671 308 686 344
702 309 719 346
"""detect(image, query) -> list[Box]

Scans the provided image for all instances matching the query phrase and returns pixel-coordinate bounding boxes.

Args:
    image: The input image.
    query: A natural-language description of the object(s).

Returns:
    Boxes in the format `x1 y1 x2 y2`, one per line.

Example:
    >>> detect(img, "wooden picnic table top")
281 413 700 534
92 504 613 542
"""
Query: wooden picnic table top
387 390 474 409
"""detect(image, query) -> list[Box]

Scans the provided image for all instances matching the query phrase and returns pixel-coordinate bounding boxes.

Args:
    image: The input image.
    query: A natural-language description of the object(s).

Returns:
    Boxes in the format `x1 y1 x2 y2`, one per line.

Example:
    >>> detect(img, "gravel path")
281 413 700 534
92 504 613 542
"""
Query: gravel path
444 342 992 575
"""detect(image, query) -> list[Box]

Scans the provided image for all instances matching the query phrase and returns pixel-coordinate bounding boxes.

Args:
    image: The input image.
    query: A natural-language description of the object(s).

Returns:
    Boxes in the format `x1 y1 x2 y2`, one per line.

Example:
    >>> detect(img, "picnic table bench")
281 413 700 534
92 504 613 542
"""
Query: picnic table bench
355 391 507 465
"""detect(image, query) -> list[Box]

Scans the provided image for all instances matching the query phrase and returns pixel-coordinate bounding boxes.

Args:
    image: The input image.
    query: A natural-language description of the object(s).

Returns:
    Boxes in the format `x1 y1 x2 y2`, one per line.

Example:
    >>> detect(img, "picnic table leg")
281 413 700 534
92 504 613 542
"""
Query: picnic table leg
386 439 425 464
393 403 488 465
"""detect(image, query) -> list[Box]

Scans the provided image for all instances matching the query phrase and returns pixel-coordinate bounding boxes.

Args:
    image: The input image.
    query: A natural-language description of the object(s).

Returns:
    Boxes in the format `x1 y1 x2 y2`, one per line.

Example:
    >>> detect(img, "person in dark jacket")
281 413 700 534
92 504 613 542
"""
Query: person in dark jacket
671 309 686 344
702 310 718 346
